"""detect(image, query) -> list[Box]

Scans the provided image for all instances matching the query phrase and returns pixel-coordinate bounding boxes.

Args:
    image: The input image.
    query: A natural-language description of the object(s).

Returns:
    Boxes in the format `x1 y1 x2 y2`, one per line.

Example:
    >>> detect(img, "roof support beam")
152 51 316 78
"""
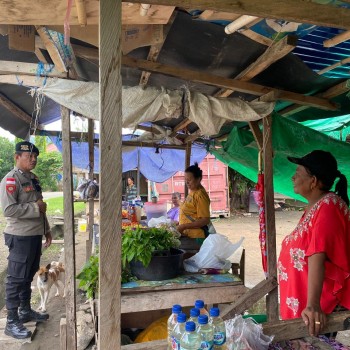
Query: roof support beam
215 35 297 98
75 0 87 27
125 0 350 30
324 30 350 48
122 55 337 111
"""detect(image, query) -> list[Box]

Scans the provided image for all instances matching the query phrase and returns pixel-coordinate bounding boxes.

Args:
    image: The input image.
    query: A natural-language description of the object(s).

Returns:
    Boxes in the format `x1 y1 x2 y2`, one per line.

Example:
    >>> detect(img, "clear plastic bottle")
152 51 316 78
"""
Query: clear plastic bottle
167 304 182 350
188 308 200 327
209 307 226 350
195 299 209 316
171 312 187 350
197 314 214 350
180 321 201 350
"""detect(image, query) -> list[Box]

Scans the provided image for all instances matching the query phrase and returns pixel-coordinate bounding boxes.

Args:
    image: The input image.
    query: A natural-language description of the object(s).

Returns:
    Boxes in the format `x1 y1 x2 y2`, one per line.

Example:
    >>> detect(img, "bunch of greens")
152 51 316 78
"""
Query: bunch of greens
77 254 99 299
122 226 180 268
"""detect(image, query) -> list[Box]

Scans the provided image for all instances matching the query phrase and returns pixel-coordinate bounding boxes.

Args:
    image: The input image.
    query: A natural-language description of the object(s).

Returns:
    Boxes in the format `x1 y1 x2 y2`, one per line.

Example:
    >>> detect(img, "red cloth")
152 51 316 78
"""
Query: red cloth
278 193 350 319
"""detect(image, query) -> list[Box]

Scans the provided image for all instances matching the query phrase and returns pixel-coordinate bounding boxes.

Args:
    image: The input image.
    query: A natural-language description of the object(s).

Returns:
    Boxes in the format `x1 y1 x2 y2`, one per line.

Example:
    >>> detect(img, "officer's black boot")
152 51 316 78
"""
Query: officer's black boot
5 308 32 339
19 301 49 323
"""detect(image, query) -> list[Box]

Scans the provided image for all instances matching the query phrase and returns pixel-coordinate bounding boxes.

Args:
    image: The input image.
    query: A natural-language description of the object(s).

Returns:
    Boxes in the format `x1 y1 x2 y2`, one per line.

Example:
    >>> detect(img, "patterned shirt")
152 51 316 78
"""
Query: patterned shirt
125 184 137 202
278 193 350 319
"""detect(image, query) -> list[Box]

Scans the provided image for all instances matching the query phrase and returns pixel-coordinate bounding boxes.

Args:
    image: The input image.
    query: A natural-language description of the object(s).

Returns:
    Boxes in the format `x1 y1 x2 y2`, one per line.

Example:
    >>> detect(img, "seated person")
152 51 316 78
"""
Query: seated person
167 192 181 223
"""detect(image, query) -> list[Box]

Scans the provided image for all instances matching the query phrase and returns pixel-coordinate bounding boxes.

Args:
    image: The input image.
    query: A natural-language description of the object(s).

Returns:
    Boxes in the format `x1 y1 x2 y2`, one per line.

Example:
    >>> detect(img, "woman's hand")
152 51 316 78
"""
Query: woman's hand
301 305 327 336
176 224 186 234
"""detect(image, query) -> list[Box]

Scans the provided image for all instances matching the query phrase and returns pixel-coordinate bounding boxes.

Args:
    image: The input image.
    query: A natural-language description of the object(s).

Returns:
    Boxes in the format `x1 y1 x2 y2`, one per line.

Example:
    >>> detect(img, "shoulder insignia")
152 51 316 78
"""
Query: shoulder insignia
6 177 16 194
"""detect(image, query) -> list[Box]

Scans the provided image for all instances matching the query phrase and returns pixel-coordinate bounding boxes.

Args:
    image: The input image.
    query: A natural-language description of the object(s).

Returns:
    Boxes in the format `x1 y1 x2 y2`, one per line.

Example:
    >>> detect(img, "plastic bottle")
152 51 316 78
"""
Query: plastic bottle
209 307 226 350
195 299 209 316
170 312 187 350
167 304 182 350
180 321 201 350
197 314 214 350
188 308 200 327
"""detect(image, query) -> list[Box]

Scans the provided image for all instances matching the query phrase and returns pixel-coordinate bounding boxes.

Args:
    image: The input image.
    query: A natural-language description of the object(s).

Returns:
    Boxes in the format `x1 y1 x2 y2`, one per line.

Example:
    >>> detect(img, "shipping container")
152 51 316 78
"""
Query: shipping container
153 154 230 217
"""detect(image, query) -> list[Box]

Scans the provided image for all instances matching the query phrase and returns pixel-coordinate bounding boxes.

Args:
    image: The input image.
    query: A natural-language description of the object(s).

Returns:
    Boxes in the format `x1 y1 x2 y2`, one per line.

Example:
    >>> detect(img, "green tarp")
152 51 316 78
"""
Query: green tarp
210 113 350 202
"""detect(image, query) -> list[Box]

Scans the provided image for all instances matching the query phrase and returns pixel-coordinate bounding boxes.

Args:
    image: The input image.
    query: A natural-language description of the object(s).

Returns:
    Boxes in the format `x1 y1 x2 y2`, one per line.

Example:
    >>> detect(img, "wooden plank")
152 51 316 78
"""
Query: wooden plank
221 277 278 320
125 0 350 30
122 339 167 350
185 142 191 197
240 29 273 46
324 29 350 47
61 105 77 349
248 120 263 150
35 48 48 63
263 115 279 322
60 317 67 350
263 311 350 342
99 0 122 348
199 10 241 22
121 284 247 313
139 11 177 87
122 56 337 110
8 25 35 52
318 56 350 75
122 141 185 149
75 0 87 27
87 118 94 261
169 118 192 137
0 60 67 78
35 26 67 73
215 35 297 98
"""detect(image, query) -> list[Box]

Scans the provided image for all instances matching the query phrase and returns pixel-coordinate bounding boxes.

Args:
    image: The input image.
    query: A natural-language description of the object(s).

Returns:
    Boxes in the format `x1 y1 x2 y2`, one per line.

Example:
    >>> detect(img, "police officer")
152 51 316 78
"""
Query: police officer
0 141 52 339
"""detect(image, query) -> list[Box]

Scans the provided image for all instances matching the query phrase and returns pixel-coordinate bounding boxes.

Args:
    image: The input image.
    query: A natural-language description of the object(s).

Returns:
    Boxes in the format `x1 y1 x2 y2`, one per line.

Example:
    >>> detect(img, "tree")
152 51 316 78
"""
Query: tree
0 137 15 180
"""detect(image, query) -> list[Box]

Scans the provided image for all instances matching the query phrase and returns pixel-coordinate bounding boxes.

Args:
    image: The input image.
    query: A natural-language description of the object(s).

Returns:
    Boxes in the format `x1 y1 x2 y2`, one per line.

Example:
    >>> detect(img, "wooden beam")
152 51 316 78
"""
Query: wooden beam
169 118 192 137
0 93 43 129
122 55 337 111
0 60 67 78
215 35 297 98
318 56 350 75
35 48 48 63
263 311 350 342
280 79 350 117
184 142 191 197
61 106 77 349
139 11 177 87
248 120 263 150
35 26 68 73
240 29 273 46
263 115 279 322
122 340 167 350
75 0 87 27
221 277 278 320
123 141 185 149
99 0 122 348
87 118 94 261
324 30 350 48
125 0 350 30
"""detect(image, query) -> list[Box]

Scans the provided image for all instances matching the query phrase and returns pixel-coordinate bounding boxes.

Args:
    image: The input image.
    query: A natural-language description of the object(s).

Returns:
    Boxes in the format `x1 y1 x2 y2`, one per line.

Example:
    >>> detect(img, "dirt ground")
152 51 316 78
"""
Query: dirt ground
2 209 350 348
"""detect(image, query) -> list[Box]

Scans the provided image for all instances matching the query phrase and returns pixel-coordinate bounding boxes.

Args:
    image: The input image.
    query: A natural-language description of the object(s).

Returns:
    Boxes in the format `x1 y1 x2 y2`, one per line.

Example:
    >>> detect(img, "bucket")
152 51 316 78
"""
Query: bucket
144 201 167 222
78 219 87 232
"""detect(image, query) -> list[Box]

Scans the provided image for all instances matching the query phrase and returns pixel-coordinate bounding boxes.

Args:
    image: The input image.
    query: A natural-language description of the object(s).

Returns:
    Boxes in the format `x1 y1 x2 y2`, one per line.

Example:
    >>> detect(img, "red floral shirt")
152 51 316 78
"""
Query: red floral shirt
278 193 350 319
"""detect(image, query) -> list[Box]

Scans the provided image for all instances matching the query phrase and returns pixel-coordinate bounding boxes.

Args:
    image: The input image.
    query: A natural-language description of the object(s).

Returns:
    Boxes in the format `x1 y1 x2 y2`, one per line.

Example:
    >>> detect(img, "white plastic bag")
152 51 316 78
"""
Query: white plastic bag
183 234 244 272
148 216 171 227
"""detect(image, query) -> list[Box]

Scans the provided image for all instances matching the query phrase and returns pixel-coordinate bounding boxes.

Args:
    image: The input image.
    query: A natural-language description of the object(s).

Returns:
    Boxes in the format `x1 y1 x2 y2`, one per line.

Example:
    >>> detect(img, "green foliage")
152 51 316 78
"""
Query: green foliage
122 227 180 268
76 254 99 299
45 196 86 216
0 137 15 180
35 151 63 191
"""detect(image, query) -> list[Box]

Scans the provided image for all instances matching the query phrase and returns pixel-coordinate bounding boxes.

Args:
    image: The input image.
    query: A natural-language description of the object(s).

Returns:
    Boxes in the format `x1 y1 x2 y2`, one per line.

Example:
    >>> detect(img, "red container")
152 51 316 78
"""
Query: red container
154 155 230 217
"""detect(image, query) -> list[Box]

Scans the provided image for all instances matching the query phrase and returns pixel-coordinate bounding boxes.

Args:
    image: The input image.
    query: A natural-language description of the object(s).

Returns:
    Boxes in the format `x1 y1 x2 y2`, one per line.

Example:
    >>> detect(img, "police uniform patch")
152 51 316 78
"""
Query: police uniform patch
6 177 16 194
20 144 30 151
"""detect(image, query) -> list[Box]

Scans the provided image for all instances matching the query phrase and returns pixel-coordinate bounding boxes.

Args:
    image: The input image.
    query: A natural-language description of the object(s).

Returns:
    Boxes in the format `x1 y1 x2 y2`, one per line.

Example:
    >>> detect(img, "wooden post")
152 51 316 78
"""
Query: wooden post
99 0 122 348
262 115 279 321
60 318 67 350
184 142 191 198
87 118 94 260
137 148 140 197
61 106 77 349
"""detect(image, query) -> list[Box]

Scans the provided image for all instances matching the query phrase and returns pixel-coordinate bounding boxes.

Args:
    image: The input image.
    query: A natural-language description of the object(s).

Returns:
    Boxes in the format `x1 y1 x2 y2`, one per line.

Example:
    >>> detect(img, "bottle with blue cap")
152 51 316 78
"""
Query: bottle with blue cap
167 304 182 350
194 299 209 316
209 307 226 349
180 321 201 350
188 308 200 327
170 312 186 350
197 314 214 349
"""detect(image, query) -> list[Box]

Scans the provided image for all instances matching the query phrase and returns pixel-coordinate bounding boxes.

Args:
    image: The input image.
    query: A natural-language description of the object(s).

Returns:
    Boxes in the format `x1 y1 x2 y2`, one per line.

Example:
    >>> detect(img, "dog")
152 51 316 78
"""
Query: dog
37 261 65 312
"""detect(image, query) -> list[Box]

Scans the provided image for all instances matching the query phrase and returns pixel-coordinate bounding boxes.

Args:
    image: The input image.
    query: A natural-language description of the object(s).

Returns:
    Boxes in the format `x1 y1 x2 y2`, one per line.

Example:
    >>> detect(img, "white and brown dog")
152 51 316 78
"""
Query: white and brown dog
37 261 65 312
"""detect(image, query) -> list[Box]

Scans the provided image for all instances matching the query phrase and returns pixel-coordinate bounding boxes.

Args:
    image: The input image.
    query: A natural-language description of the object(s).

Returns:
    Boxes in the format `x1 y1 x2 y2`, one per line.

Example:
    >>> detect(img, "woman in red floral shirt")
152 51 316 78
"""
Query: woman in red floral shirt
278 150 350 337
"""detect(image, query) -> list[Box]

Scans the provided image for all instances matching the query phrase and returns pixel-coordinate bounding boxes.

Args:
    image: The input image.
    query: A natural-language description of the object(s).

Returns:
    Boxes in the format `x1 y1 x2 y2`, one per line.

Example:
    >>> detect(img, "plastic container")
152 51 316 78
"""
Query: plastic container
197 315 214 350
170 312 187 350
195 300 209 316
167 304 182 350
144 201 167 222
188 308 200 327
180 321 201 350
78 219 87 232
242 313 267 324
209 307 226 349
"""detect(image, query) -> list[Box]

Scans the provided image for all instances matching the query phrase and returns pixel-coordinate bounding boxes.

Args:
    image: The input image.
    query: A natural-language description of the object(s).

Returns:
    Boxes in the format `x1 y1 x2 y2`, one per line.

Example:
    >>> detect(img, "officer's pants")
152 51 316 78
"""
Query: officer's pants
4 234 42 310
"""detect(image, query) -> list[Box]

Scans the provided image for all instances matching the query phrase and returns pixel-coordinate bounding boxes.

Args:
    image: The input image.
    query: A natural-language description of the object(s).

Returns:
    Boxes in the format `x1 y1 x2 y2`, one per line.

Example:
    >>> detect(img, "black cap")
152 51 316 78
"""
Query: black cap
15 141 40 155
287 150 340 185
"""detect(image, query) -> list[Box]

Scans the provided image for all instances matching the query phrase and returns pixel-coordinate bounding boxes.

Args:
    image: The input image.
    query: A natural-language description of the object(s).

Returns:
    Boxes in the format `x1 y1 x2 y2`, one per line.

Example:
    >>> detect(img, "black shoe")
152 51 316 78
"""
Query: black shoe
19 303 49 323
5 309 32 339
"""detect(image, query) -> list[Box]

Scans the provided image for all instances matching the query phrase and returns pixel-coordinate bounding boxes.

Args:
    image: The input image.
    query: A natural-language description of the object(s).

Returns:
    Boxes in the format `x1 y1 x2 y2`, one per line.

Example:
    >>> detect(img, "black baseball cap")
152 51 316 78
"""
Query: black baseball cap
287 150 339 184
15 141 40 155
